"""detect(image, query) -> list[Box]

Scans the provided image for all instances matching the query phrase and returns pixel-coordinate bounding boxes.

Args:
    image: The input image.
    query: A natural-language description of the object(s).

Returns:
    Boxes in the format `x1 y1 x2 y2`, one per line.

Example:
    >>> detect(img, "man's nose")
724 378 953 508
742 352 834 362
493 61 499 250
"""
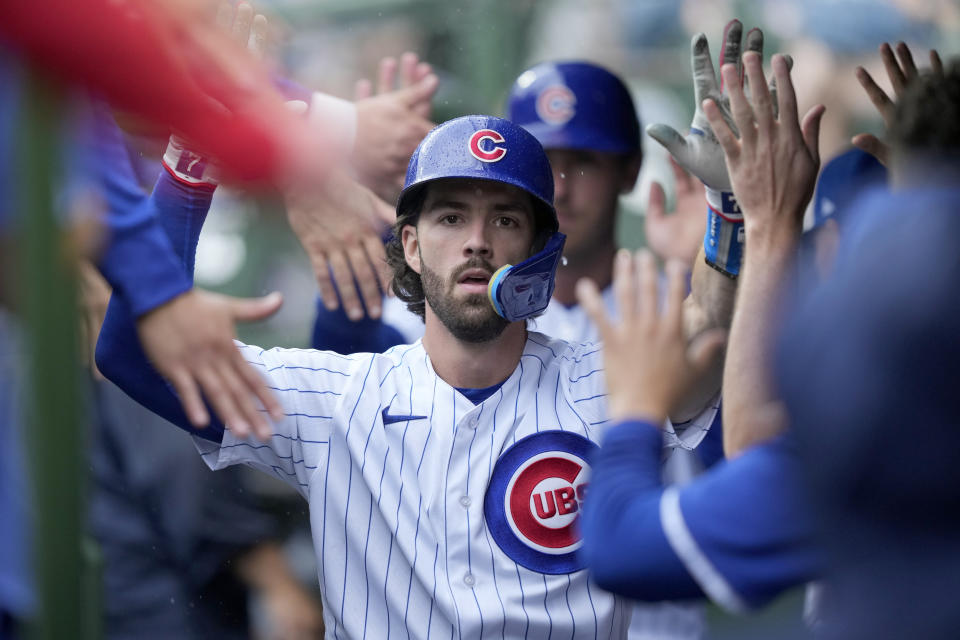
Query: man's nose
463 218 492 256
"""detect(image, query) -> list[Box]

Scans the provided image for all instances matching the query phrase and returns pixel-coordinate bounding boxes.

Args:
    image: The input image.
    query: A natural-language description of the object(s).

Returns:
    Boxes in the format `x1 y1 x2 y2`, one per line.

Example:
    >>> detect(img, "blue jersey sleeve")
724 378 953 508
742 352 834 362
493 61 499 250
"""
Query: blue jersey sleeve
95 169 223 442
86 103 192 316
581 420 821 612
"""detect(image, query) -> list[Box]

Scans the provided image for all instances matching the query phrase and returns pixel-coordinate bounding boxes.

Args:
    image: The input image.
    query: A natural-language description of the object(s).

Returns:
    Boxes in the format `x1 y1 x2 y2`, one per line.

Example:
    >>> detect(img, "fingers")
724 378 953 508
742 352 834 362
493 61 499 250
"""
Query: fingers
800 104 826 167
636 250 658 324
346 244 383 319
228 291 284 323
231 1 254 46
354 78 373 101
880 42 908 97
215 1 234 30
250 13 269 59
769 54 794 121
327 251 362 320
196 364 250 438
611 249 637 324
771 54 799 133
851 133 890 166
702 98 740 160
741 54 772 137
646 181 666 223
215 359 269 439
377 56 398 95
718 19 743 92
362 234 392 300
744 27 763 59
235 348 283 423
855 66 896 127
691 33 721 105
720 59 756 146
931 49 944 76
169 368 210 427
895 41 919 82
575 277 612 340
646 123 690 165
400 52 419 88
312 256 338 311
399 73 439 113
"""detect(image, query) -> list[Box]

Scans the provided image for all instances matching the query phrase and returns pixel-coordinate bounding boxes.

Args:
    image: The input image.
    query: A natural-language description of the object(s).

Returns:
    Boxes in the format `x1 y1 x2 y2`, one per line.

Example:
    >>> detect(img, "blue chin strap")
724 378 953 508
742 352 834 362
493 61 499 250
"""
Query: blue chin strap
487 233 567 322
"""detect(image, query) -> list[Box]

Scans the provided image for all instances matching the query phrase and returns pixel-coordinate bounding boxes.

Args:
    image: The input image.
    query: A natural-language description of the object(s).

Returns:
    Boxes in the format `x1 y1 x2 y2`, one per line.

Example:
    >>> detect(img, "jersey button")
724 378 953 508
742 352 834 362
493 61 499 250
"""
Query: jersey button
466 415 478 429
459 495 471 508
463 573 475 587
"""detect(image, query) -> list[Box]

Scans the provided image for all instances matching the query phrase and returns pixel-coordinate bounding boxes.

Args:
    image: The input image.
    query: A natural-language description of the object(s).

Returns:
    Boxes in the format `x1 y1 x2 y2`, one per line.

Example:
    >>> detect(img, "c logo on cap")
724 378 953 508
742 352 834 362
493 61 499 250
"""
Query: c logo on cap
536 85 577 125
469 129 508 163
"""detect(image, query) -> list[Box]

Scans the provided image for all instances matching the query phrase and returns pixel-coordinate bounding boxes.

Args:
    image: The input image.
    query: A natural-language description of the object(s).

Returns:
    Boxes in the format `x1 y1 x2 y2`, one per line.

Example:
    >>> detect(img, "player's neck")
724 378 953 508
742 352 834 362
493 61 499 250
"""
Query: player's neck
551 241 617 306
422 313 528 389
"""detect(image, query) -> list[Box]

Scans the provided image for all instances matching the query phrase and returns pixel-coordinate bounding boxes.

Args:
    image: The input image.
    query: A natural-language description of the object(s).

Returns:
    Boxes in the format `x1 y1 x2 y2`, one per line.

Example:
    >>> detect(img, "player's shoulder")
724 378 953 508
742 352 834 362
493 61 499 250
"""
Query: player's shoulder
525 331 604 376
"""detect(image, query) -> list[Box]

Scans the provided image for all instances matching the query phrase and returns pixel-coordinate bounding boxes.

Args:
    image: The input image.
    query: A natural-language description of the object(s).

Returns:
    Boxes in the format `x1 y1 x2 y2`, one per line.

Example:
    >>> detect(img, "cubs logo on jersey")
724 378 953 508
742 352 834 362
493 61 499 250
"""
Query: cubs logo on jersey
535 85 577 125
468 129 508 163
484 431 597 574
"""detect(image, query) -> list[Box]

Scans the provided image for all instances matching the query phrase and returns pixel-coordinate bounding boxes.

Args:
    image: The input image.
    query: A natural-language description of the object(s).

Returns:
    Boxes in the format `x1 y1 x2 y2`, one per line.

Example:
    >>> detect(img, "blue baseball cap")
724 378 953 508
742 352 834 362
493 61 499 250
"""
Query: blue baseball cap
507 61 641 154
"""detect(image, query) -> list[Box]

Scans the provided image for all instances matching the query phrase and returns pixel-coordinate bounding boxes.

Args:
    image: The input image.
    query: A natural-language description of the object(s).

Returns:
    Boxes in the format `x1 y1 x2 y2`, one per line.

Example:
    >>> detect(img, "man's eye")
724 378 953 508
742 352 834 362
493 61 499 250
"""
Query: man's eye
496 216 517 227
441 214 460 224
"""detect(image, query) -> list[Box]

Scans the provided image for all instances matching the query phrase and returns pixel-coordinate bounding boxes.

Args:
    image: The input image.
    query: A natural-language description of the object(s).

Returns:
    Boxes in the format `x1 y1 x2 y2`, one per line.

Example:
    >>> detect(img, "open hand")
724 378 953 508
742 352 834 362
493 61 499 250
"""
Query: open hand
136 288 284 440
644 157 707 266
577 250 725 423
853 42 944 166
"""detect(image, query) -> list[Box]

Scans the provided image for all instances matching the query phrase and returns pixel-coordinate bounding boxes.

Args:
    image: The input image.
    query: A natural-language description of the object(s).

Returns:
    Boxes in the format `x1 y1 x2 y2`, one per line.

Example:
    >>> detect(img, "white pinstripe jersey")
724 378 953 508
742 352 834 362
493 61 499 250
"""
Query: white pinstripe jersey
197 331 716 640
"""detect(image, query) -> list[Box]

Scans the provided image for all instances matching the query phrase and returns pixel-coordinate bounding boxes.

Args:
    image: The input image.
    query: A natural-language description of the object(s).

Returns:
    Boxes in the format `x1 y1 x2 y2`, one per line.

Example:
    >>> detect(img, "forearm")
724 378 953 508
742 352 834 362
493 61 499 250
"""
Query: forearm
721 234 796 456
581 419 704 601
672 246 737 422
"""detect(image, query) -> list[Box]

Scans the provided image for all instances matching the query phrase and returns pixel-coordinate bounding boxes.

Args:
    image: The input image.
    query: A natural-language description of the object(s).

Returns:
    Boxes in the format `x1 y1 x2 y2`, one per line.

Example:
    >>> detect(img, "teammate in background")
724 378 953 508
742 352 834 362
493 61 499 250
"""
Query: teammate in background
97 101 733 636
800 147 886 285
777 53 960 640
577 43 826 614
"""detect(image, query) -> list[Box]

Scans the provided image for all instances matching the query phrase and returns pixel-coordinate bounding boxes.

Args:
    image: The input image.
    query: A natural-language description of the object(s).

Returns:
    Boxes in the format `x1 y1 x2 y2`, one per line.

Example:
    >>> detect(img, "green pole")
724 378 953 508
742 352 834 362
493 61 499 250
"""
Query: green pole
18 70 92 640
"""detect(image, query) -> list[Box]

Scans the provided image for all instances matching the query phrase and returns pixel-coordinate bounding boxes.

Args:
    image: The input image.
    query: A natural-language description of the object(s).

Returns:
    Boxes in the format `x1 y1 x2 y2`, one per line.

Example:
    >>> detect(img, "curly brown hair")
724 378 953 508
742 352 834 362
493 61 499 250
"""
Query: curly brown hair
890 60 960 154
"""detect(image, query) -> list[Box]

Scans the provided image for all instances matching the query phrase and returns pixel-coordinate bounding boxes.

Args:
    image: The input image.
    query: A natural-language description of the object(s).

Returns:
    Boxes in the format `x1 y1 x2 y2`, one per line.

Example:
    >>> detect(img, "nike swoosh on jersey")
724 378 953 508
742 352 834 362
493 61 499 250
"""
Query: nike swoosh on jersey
381 407 428 425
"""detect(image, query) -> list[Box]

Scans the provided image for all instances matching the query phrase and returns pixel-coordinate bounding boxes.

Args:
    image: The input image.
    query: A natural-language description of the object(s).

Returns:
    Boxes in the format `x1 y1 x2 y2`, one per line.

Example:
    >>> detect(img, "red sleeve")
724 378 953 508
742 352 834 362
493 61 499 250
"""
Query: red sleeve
0 0 317 185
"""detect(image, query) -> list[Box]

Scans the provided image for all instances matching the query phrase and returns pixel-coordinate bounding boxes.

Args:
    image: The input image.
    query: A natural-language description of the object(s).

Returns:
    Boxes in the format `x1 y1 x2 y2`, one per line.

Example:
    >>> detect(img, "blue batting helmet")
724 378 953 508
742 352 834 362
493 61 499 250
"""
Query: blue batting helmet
397 115 557 233
507 61 641 154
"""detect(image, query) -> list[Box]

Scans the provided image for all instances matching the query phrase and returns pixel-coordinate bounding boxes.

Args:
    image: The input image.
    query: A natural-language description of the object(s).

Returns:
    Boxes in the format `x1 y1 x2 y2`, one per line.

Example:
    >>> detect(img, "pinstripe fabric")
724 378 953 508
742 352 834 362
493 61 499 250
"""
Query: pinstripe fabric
195 333 675 640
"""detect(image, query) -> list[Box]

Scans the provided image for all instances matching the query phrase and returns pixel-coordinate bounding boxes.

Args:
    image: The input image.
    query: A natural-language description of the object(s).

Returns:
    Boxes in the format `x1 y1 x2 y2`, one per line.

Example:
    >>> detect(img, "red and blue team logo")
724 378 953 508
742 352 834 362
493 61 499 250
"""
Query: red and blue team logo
535 85 577 125
484 431 597 574
468 129 508 163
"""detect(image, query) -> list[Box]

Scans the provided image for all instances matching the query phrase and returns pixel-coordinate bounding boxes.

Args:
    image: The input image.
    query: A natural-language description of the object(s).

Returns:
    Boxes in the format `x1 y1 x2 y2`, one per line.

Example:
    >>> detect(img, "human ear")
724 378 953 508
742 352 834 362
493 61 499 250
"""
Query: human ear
402 224 422 275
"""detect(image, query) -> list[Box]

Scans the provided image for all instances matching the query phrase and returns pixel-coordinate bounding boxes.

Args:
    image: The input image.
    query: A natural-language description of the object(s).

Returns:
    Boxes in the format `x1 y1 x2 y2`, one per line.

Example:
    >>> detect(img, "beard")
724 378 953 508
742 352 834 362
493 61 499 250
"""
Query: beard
421 259 510 343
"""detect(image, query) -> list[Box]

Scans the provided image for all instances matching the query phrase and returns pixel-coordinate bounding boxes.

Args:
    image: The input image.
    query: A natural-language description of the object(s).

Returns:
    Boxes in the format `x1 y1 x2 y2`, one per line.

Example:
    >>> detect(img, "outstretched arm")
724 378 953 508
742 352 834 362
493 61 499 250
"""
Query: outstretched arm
703 50 825 456
577 251 819 610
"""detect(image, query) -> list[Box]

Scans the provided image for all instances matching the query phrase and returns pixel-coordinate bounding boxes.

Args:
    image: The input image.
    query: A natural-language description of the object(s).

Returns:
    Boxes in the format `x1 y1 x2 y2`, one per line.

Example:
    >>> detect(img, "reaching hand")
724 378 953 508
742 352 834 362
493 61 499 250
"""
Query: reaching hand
135 289 284 440
353 52 438 202
577 250 726 423
703 52 825 244
644 157 707 265
853 42 944 166
647 20 777 191
286 170 395 320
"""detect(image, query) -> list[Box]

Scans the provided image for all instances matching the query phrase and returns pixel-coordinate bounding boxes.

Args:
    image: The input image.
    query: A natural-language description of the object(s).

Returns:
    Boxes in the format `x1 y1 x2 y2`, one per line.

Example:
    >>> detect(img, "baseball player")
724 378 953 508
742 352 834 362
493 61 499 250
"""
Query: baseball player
97 109 731 638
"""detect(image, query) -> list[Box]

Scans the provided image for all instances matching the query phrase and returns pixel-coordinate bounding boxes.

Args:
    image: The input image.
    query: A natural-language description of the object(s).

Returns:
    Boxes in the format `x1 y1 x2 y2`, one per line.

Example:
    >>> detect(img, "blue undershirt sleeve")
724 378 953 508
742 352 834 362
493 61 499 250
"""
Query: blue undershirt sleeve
96 169 224 443
579 419 704 601
310 293 406 354
87 103 192 316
